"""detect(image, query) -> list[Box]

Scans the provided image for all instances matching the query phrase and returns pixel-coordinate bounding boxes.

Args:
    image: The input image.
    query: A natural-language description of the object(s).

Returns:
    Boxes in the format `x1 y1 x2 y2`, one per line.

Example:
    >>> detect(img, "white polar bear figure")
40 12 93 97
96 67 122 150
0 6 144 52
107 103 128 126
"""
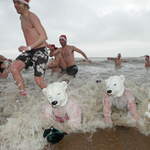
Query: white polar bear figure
103 75 138 127
145 103 150 118
144 90 150 119
42 81 81 128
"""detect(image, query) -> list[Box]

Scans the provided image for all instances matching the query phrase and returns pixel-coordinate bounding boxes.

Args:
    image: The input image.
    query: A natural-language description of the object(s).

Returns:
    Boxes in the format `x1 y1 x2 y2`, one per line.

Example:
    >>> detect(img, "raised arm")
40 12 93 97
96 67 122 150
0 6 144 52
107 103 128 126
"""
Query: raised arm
122 60 129 63
107 57 115 60
73 46 92 64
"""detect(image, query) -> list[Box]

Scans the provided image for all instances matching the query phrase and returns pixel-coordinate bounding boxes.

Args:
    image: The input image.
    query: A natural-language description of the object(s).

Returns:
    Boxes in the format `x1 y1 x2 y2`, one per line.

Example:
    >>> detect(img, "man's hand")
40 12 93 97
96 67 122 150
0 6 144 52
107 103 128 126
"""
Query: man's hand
87 59 92 64
18 46 29 52
0 55 7 61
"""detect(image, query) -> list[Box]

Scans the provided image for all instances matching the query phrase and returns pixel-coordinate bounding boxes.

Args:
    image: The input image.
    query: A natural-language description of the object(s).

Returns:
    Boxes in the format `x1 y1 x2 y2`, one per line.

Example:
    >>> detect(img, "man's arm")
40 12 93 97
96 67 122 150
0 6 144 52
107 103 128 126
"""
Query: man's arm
0 55 7 62
29 14 47 49
122 60 129 63
72 46 92 64
107 57 115 60
45 42 51 49
52 48 61 57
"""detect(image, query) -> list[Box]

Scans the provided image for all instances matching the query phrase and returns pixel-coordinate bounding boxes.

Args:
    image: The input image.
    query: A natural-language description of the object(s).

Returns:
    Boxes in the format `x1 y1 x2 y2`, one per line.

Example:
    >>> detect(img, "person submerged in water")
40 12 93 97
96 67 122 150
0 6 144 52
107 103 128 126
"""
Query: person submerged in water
50 35 92 78
107 53 129 66
0 55 12 79
144 55 150 67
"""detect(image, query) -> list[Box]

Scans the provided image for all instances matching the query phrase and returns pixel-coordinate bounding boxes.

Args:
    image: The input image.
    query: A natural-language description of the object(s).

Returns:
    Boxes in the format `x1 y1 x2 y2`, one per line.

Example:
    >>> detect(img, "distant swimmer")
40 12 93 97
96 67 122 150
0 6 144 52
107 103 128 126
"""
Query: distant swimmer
46 44 66 75
0 55 12 79
144 55 150 67
107 53 129 66
52 35 92 77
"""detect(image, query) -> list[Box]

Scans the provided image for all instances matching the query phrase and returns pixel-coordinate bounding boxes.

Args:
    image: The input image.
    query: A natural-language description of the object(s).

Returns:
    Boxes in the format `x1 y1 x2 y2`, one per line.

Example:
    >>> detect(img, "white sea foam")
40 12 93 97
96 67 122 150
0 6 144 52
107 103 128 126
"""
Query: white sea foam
0 57 150 149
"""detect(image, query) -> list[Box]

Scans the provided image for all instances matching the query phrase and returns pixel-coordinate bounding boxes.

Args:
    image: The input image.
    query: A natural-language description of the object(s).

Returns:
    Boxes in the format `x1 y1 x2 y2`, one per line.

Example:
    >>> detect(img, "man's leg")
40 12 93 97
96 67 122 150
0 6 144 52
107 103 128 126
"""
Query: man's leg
10 60 26 91
34 76 47 89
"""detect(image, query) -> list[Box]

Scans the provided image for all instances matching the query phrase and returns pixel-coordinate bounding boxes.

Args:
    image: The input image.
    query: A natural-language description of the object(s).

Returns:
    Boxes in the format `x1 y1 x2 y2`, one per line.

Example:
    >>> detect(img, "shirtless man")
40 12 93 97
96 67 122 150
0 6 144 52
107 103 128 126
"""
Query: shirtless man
46 44 66 74
0 55 12 79
107 53 129 66
53 35 92 77
145 55 150 67
11 0 48 96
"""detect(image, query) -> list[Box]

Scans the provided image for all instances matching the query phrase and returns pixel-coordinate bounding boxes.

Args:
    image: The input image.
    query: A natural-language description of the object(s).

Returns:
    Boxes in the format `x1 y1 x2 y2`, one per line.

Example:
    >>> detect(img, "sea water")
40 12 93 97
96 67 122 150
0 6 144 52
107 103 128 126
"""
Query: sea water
0 57 150 150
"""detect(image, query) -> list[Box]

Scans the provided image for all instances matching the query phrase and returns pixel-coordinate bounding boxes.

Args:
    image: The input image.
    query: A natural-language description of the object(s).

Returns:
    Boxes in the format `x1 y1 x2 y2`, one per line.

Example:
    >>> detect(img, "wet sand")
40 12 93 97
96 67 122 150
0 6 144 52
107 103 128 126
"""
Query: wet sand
44 126 150 150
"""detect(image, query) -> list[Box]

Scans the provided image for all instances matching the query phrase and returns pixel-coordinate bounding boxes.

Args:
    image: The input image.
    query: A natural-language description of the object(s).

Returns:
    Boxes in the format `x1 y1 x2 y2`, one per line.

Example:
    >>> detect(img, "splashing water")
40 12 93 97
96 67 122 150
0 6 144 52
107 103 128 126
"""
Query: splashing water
0 57 150 149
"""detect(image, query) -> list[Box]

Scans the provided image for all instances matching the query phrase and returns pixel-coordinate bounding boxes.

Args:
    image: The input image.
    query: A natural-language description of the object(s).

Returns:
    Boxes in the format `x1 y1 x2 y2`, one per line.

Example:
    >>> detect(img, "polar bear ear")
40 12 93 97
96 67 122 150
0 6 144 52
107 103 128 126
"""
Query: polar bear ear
120 75 125 82
61 81 67 90
42 88 47 96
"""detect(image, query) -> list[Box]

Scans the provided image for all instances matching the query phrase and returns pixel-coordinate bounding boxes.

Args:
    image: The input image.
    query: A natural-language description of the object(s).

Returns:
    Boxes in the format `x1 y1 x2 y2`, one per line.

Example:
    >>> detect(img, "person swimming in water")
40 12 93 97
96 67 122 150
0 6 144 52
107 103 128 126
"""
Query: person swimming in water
144 55 150 67
107 53 129 66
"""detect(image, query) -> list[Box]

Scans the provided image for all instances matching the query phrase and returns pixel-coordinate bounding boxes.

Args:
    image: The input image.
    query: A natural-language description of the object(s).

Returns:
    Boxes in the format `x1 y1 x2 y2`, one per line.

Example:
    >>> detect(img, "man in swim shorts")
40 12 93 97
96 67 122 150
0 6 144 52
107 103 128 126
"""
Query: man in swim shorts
11 0 48 96
107 53 129 66
52 35 92 77
0 55 12 78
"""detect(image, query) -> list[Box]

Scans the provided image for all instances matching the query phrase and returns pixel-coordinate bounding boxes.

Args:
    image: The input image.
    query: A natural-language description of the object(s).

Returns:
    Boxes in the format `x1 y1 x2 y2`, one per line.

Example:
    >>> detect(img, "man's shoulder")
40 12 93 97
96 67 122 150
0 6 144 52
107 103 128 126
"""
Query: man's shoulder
28 12 39 21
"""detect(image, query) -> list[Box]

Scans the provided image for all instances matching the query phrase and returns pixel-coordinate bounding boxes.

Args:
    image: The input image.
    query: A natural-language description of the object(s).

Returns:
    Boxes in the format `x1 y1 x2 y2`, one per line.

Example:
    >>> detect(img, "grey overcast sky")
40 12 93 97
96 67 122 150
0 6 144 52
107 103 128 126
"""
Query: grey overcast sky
1 0 150 59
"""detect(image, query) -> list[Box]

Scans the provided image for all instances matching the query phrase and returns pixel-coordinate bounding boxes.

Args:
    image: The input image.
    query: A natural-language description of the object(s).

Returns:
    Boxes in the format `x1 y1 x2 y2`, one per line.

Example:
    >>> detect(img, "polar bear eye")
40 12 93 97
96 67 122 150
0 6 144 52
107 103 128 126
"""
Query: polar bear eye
58 92 60 96
49 96 52 100
114 84 116 86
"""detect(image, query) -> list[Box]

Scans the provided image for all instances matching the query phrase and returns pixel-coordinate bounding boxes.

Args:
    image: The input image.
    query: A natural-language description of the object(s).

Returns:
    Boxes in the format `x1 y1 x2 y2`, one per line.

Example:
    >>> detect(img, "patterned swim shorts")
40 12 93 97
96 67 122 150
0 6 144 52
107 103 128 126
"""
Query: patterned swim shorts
16 47 48 77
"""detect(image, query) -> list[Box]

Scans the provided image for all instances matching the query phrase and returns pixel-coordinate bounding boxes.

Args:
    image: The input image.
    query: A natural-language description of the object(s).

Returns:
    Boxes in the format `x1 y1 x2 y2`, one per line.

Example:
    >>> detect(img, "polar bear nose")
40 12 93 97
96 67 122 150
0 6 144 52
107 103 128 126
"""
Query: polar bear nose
107 90 112 94
52 101 58 105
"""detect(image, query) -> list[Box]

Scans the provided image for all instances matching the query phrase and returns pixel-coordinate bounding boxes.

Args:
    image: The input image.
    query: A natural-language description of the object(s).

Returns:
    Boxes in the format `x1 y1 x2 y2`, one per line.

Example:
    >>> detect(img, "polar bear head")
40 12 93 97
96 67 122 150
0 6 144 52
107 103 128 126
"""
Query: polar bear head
42 81 68 109
105 75 125 98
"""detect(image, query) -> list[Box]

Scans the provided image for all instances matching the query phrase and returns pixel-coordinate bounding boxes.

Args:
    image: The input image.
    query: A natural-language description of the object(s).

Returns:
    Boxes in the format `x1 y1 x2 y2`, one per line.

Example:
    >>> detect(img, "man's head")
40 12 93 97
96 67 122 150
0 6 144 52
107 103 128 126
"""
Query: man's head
50 44 58 52
145 55 149 61
118 53 121 59
13 0 30 13
59 35 67 47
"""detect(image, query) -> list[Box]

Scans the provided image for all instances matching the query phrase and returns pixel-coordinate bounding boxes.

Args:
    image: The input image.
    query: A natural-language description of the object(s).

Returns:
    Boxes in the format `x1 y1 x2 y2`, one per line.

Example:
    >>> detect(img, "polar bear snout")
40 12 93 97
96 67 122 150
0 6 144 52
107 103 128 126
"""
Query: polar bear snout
107 90 112 94
52 101 58 105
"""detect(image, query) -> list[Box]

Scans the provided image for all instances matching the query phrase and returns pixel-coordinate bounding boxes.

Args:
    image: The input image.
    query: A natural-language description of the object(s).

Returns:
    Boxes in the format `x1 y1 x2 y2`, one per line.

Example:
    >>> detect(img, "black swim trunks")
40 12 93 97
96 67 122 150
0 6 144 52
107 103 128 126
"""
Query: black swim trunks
66 65 78 78
0 61 5 73
16 47 48 77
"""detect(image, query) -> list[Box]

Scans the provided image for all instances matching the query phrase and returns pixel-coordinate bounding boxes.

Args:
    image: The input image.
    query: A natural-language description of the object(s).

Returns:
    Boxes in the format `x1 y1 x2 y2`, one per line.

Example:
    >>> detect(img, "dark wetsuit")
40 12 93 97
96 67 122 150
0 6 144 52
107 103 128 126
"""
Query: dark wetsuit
16 47 48 77
0 61 5 73
66 65 78 78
